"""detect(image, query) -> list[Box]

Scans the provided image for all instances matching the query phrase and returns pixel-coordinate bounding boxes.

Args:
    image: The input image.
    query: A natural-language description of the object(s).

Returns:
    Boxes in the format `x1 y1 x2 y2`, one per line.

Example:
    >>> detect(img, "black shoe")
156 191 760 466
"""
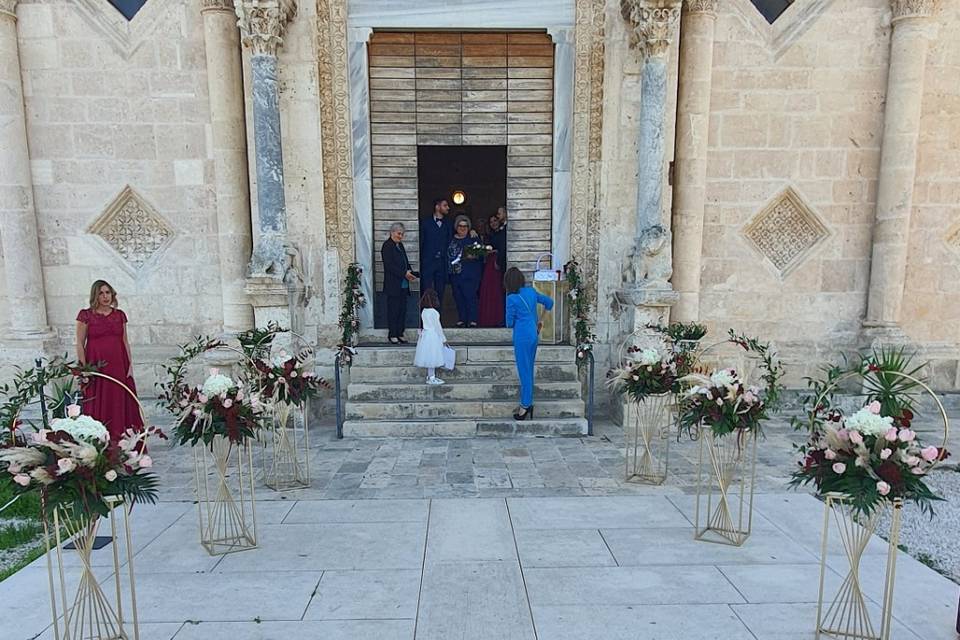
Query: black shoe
389 337 400 345
468 322 478 328
513 406 534 421
455 322 465 328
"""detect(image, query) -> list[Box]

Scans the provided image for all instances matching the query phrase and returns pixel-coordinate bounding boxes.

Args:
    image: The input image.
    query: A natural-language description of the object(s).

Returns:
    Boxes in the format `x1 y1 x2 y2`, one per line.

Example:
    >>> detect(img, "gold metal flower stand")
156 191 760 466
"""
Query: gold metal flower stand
44 497 140 640
816 494 901 640
261 400 311 491
194 436 257 555
694 429 757 546
624 393 674 485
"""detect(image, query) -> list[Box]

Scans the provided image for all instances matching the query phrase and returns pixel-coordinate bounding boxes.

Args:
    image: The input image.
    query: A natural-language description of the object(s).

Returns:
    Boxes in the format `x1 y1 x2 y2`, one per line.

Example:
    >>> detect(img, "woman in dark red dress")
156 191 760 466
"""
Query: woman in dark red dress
75 280 143 441
477 242 505 328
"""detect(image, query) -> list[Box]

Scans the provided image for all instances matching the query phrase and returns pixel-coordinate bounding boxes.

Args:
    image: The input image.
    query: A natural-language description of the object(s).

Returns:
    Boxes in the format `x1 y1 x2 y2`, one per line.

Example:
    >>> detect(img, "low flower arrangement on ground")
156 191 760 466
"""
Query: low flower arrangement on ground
463 242 494 259
790 349 950 515
0 405 163 520
172 370 265 446
607 346 678 402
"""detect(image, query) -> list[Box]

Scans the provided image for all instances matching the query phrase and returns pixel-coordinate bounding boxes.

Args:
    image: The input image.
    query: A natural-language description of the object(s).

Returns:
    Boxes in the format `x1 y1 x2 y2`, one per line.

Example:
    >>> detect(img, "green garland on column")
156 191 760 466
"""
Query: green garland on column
337 263 366 365
563 260 596 368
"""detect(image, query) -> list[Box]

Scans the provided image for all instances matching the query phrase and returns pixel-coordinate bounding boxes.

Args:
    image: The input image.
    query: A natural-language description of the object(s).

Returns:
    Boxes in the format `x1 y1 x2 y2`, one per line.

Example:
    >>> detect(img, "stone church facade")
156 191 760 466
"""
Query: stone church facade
0 0 958 394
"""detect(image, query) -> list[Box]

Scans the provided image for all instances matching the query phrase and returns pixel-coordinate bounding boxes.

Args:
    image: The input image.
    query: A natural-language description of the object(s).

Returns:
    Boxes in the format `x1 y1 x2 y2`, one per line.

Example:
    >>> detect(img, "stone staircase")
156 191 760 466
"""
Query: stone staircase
342 329 587 437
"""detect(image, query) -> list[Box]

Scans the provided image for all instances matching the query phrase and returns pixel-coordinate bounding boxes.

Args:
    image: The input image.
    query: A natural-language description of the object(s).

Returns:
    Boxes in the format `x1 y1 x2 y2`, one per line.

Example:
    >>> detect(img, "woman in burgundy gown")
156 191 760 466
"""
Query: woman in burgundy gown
75 280 143 441
477 248 505 327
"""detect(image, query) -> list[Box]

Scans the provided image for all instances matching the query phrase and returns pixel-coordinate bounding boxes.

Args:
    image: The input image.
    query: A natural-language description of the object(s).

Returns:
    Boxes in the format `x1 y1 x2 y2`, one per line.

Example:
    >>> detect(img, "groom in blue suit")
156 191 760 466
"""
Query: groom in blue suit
419 197 452 301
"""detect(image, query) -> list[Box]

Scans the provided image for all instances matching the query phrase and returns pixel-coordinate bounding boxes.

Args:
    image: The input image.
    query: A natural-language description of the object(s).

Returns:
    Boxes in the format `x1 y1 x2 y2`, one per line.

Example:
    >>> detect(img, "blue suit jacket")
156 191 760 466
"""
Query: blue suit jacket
420 215 453 276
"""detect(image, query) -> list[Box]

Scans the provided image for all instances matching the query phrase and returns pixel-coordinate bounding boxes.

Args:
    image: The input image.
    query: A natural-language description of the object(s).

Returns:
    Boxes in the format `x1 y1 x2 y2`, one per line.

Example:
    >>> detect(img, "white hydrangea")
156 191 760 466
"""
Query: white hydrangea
50 415 109 443
201 373 236 398
843 408 894 437
710 369 737 388
637 348 661 367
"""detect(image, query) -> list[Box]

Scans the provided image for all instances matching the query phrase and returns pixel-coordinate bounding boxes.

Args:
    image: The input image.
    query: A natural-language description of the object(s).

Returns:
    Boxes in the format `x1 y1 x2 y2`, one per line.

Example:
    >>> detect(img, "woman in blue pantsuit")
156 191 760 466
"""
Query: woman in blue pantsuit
504 267 553 421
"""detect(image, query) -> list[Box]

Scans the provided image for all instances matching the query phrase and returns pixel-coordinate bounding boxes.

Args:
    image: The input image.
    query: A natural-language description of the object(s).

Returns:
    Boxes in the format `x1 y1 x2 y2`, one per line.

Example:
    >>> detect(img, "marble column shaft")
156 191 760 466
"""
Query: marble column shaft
635 57 669 234
202 1 254 331
670 2 716 322
865 6 935 327
0 1 51 339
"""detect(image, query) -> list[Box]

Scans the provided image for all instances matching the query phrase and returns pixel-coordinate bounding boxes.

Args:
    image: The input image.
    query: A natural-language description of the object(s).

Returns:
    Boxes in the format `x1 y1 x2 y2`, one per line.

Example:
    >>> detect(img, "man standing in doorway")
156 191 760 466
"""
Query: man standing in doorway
420 197 453 302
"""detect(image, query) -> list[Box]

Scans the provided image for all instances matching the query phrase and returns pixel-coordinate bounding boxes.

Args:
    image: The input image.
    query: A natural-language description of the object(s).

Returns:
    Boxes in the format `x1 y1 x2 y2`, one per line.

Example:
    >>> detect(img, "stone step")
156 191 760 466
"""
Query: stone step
345 399 584 421
342 417 588 438
360 328 522 345
349 363 580 383
350 344 575 367
347 381 583 402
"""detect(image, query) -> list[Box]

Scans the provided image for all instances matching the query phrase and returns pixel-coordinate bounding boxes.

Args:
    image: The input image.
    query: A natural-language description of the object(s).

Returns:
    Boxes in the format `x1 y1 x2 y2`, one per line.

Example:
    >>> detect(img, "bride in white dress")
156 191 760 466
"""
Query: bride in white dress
414 289 447 385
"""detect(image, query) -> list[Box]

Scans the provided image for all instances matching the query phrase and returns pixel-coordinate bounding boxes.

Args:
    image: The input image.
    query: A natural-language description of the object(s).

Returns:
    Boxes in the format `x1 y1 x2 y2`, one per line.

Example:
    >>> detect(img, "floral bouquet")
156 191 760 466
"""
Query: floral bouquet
0 405 164 520
173 370 265 446
463 242 494 259
679 368 767 438
791 401 949 515
607 346 678 401
252 350 331 408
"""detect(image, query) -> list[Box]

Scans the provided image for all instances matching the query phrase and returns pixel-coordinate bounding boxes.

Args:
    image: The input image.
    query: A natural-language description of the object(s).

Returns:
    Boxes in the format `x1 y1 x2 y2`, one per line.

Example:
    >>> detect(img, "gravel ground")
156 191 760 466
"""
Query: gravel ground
0 517 43 578
877 466 960 584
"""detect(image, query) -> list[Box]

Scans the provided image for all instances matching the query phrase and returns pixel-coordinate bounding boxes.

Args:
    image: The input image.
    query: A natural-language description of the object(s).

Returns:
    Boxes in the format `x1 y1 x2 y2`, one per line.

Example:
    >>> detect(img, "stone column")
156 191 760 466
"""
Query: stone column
548 26 575 270
670 0 717 322
863 0 937 335
235 0 301 330
0 0 53 342
202 0 254 333
615 1 682 335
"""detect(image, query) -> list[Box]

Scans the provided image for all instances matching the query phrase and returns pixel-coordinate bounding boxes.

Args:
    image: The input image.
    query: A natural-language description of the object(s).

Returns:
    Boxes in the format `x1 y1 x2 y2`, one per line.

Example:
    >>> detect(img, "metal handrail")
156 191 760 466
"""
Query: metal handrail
334 353 344 439
585 350 595 437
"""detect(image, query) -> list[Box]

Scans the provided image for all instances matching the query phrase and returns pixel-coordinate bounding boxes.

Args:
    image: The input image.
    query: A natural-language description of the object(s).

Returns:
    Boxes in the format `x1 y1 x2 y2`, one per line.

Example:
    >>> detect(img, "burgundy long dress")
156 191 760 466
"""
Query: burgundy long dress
76 308 143 441
477 252 505 328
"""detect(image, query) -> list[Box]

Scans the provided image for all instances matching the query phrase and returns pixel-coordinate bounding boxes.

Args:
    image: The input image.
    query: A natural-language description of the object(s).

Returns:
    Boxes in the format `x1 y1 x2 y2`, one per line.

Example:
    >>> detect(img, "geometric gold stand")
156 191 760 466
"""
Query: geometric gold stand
262 400 311 491
624 393 673 485
694 429 757 546
44 497 140 640
816 494 901 640
194 436 257 555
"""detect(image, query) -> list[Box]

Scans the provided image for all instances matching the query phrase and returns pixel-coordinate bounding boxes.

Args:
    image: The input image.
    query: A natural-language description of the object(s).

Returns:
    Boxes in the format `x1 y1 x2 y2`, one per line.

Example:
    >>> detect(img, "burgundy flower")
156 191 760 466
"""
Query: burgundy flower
875 460 904 489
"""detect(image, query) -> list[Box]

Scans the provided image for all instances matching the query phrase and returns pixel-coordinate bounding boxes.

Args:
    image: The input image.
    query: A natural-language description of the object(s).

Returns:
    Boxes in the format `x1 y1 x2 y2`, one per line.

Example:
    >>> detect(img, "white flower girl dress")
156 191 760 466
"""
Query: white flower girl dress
414 307 446 385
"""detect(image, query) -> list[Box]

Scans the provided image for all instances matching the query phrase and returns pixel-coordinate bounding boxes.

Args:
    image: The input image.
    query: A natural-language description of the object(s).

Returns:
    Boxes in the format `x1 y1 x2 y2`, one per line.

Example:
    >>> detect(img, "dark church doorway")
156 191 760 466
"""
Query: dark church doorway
417 145 508 325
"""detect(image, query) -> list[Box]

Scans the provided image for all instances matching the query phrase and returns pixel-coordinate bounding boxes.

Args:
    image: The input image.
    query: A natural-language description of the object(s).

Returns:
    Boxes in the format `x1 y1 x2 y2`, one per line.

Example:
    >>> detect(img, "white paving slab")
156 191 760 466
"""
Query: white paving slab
665 493 784 533
303 569 421 620
717 563 844 604
507 496 689 530
36 623 183 640
172 619 415 640
532 604 757 640
729 602 923 640
524 566 746 606
124 521 222 573
514 529 617 568
599 526 818 566
416 561 536 640
214 522 427 572
283 499 430 523
426 499 517 564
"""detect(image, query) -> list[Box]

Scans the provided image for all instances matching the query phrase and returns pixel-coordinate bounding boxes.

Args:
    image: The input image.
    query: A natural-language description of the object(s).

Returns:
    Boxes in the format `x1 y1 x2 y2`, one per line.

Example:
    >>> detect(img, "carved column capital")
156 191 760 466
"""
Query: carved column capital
235 0 297 56
0 0 17 22
683 0 718 16
201 0 235 13
622 0 682 59
890 0 938 23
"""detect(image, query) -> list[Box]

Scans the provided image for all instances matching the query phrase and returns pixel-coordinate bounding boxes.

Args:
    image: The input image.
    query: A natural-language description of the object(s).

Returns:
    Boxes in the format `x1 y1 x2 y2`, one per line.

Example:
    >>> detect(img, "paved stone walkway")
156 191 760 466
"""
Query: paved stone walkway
2 416 958 640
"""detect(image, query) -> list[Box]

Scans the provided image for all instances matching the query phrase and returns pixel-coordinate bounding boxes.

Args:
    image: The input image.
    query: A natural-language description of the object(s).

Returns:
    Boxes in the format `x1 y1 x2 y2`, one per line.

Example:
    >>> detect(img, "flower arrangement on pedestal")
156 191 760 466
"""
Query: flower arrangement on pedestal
679 368 767 439
172 370 264 446
0 405 163 520
337 263 366 366
607 346 678 401
563 260 596 367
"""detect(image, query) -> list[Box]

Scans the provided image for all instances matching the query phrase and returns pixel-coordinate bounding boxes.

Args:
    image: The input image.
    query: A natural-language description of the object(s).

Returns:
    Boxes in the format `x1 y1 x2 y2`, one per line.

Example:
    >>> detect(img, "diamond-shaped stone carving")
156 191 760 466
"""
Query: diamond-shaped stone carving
89 186 174 271
743 187 829 276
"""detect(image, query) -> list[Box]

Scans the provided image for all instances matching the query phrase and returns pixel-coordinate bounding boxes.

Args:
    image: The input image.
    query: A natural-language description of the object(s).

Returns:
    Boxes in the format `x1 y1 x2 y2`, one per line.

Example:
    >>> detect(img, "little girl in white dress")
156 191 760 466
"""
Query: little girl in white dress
414 289 447 385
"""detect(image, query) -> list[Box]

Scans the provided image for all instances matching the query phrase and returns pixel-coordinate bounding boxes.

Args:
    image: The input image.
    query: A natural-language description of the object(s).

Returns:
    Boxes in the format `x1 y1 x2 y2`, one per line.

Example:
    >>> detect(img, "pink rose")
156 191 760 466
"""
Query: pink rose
832 463 846 474
920 446 939 462
290 370 298 378
198 394 208 403
910 467 924 475
904 455 920 467
13 474 30 487
57 458 76 475
866 401 881 415
66 404 82 418
824 449 837 460
880 448 892 460
884 428 898 442
32 430 48 444
849 431 863 445
105 470 118 482
898 429 915 443
836 429 849 442
8 463 21 474
138 455 153 469
876 481 890 496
